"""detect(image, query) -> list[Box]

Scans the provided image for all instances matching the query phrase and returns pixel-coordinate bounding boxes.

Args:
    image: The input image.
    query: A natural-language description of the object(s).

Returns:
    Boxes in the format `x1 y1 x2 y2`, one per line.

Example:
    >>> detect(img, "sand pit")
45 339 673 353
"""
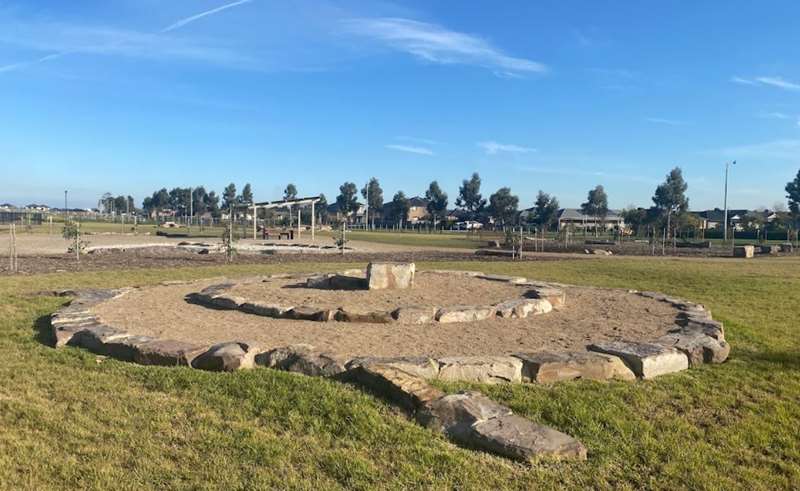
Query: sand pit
89 276 681 359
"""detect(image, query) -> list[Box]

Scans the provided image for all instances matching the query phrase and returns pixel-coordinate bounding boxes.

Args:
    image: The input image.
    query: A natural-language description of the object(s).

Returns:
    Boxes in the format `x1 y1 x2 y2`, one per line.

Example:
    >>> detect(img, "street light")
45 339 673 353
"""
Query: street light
723 160 736 241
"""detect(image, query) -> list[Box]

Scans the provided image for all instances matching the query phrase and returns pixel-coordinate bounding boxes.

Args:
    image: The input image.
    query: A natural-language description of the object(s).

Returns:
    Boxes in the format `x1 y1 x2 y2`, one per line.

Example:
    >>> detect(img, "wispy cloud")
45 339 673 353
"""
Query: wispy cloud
645 117 688 126
516 165 658 184
395 136 441 145
385 144 434 155
161 0 253 33
342 17 547 77
478 141 537 155
731 75 800 91
0 0 256 74
759 112 792 120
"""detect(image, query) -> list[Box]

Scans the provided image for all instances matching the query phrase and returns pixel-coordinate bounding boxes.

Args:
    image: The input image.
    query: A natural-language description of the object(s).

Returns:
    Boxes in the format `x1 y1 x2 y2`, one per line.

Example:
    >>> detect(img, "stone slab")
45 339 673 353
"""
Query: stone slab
435 305 496 323
391 306 437 324
347 356 440 379
240 301 293 318
495 298 552 319
588 341 689 379
335 308 394 323
513 351 635 383
733 245 755 258
469 413 587 462
348 364 444 411
527 287 566 309
437 356 522 383
133 339 207 366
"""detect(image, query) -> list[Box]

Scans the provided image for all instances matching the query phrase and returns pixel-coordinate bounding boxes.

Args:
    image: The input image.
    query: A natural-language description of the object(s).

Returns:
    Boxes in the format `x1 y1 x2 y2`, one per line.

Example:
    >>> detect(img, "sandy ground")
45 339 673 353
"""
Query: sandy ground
91 279 680 358
231 273 526 311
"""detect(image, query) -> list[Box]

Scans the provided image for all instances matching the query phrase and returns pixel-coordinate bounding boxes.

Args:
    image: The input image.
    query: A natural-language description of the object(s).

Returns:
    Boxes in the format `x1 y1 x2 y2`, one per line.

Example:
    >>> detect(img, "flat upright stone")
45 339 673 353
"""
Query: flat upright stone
469 413 587 462
495 298 552 319
437 356 522 383
240 301 293 318
655 333 730 367
588 341 689 379
305 275 332 289
192 342 259 371
476 274 528 284
780 243 794 253
335 308 393 323
513 351 635 383
760 245 780 255
527 287 566 309
733 245 755 258
287 306 336 321
366 262 415 290
51 317 102 347
347 356 440 379
392 306 437 324
435 305 496 323
347 364 444 411
133 339 207 366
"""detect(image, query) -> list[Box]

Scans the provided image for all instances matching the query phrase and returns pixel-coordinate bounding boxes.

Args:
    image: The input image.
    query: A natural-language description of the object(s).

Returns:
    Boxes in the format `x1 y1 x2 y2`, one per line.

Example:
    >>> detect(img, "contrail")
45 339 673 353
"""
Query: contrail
161 0 253 33
0 0 255 74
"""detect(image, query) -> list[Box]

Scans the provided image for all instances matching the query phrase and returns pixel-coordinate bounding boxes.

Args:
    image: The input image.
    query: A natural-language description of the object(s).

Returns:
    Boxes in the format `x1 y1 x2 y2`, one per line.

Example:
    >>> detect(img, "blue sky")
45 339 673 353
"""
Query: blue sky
1 0 799 210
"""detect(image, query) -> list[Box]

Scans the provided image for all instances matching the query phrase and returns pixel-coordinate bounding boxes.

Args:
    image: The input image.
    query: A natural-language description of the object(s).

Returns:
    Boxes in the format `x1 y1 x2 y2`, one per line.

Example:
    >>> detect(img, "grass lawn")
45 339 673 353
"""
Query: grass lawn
1 257 798 489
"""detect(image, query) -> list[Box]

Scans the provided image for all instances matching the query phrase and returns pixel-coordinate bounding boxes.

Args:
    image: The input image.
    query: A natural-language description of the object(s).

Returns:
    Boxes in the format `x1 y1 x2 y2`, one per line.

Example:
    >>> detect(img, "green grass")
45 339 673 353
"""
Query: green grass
339 230 490 249
1 257 799 489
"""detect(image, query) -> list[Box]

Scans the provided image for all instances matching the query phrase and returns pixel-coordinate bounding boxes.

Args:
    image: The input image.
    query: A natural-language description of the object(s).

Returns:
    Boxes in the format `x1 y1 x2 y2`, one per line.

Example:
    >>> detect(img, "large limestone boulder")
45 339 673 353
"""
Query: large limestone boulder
256 344 345 377
495 298 552 319
733 245 755 258
435 305 496 323
366 262 415 290
334 308 393 323
588 341 689 379
240 301 293 318
655 332 730 367
192 341 259 371
513 351 635 383
133 339 208 366
437 356 522 383
347 356 440 379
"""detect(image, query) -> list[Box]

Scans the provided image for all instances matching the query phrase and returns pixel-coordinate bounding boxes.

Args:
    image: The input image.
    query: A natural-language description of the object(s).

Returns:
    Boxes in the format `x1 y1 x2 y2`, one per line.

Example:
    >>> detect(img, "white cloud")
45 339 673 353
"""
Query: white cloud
759 112 791 119
395 136 440 145
731 75 800 91
342 17 547 76
161 0 253 33
755 76 800 91
478 141 537 155
645 117 688 126
385 144 434 155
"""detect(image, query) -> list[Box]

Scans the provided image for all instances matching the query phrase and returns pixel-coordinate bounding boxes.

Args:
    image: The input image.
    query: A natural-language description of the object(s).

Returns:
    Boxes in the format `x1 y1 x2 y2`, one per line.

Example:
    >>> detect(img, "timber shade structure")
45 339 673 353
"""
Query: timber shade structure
238 196 323 241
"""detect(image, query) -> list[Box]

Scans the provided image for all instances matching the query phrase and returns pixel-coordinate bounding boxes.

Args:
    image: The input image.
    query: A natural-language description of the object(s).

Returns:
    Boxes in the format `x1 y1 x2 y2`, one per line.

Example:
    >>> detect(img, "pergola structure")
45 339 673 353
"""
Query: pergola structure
244 196 323 241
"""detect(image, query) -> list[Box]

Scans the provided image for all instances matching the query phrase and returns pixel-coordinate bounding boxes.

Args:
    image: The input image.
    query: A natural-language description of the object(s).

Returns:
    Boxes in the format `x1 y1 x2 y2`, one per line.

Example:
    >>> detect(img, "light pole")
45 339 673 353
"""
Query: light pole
64 190 68 220
723 160 736 241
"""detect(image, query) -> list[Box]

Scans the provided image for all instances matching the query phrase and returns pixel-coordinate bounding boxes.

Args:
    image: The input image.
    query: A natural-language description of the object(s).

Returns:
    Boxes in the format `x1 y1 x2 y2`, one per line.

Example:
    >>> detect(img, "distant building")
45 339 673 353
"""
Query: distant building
556 208 624 231
692 208 778 231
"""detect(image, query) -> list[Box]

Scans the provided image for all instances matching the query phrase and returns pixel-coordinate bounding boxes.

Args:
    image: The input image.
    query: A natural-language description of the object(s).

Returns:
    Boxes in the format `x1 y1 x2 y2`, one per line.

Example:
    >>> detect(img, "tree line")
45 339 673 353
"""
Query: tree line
106 165 800 234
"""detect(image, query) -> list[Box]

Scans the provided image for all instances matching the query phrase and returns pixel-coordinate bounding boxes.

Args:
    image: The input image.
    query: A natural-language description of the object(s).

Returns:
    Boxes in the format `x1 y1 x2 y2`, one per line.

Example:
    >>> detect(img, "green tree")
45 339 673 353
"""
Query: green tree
425 181 448 228
581 185 609 235
488 187 519 227
284 184 297 201
786 169 800 227
336 182 359 221
390 191 410 226
316 194 328 224
653 167 689 237
455 172 486 218
361 177 383 228
241 183 253 204
533 190 560 231
621 206 649 237
222 183 237 210
205 191 221 218
192 187 208 216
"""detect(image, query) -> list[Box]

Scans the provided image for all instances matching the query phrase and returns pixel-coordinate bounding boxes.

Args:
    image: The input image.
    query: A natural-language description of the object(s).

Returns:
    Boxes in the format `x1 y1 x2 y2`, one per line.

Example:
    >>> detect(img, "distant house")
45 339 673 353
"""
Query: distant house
326 202 366 225
406 197 430 223
556 208 624 231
